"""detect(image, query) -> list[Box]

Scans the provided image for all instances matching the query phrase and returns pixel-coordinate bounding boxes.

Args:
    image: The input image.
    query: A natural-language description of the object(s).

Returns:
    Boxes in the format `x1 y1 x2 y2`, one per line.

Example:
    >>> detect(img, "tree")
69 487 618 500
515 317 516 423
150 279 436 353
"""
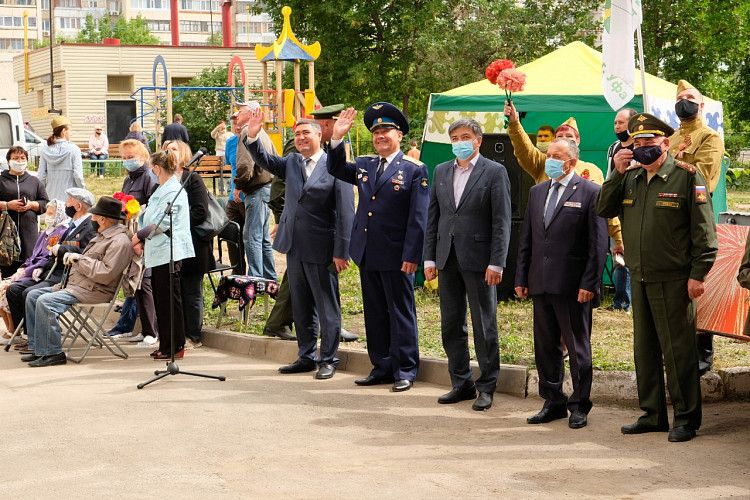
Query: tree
75 15 159 45
172 66 245 153
207 32 223 47
259 0 600 126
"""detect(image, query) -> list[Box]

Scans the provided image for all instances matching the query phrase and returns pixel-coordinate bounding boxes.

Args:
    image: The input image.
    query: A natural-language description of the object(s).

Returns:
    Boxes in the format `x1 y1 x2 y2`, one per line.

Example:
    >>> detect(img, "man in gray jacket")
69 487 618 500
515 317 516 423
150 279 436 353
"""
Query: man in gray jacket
21 196 133 367
424 118 511 411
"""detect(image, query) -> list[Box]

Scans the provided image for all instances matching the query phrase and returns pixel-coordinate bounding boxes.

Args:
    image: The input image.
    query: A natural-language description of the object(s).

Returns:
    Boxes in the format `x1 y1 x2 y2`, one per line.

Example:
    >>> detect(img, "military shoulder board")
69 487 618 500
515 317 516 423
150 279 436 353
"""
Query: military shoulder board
401 155 424 166
675 160 697 174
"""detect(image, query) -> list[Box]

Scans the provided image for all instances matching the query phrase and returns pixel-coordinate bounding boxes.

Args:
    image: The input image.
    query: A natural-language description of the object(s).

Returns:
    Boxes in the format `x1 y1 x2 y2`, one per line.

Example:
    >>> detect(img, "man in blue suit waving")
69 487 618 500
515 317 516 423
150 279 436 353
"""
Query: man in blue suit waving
239 108 355 380
327 103 430 392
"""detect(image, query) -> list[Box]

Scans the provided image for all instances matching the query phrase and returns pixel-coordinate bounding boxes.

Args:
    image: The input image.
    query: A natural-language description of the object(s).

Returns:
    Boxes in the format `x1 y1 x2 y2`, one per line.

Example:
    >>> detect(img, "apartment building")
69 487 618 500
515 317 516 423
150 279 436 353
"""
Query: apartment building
0 0 274 51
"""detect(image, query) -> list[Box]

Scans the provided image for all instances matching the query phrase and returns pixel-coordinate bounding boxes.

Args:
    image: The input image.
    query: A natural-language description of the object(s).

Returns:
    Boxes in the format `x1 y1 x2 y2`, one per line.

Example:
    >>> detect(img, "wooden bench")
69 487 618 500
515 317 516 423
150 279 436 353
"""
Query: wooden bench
77 143 121 158
195 155 230 195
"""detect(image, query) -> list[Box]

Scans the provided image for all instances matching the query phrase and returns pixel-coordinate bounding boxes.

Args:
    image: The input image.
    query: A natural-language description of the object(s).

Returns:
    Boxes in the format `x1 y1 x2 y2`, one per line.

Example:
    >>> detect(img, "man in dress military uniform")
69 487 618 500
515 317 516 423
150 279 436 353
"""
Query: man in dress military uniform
597 113 717 442
670 79 725 375
327 102 430 392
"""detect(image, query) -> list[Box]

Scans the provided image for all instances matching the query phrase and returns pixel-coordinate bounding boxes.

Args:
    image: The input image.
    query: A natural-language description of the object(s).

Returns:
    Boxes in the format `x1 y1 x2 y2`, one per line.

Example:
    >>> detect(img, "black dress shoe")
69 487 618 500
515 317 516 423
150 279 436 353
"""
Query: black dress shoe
568 410 588 429
354 374 394 386
315 363 336 380
340 329 358 342
668 425 696 442
472 392 493 411
438 385 477 404
278 358 316 374
621 421 669 435
28 352 67 367
21 353 40 362
392 379 413 392
527 406 568 424
264 327 296 341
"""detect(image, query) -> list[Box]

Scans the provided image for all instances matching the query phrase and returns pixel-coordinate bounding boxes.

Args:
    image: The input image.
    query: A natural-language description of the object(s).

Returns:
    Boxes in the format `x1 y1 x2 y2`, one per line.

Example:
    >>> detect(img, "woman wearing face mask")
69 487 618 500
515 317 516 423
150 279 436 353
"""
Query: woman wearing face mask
132 150 194 360
161 140 212 349
0 199 68 340
0 146 50 277
106 139 159 347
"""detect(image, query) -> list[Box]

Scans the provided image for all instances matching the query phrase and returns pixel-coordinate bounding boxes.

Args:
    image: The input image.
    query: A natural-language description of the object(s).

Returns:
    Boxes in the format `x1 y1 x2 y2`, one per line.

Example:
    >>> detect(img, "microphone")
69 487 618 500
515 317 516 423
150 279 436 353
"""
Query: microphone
186 147 208 168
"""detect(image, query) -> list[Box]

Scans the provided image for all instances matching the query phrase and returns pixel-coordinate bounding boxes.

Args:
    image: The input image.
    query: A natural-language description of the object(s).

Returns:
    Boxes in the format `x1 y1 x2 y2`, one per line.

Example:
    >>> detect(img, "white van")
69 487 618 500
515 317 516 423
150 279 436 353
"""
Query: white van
24 128 44 167
0 99 26 170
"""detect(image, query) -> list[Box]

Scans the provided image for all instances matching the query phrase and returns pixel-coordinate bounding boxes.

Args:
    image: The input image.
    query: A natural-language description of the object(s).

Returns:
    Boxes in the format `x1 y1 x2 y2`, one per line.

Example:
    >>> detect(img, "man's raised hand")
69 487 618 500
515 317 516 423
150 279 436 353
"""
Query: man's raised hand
332 107 357 141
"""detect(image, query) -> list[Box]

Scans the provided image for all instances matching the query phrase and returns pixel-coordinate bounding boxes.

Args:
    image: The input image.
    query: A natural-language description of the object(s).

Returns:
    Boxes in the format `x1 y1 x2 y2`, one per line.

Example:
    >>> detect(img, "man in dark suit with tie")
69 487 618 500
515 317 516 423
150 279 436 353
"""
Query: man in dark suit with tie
238 108 355 380
423 118 511 411
515 138 608 429
327 103 430 392
7 188 97 338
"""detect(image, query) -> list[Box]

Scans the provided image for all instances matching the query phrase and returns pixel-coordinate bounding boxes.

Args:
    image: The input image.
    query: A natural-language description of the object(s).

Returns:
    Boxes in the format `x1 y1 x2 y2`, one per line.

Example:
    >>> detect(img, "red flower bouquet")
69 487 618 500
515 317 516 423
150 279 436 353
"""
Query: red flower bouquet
486 59 527 104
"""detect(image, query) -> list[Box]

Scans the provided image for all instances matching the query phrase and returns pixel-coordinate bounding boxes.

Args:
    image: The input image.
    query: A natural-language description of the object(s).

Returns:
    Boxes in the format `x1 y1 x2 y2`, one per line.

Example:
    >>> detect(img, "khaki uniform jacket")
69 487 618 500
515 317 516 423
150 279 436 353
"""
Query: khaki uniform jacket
669 117 724 193
508 120 623 245
596 154 717 283
55 224 134 304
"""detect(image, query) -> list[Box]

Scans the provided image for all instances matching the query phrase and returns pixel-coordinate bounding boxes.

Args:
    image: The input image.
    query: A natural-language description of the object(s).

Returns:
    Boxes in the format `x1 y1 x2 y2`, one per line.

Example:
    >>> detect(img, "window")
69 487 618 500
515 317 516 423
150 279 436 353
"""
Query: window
0 113 12 149
171 77 191 86
37 89 44 107
179 0 220 11
107 74 134 94
57 0 81 7
147 19 169 31
179 20 220 33
0 38 24 49
130 0 166 9
57 17 80 29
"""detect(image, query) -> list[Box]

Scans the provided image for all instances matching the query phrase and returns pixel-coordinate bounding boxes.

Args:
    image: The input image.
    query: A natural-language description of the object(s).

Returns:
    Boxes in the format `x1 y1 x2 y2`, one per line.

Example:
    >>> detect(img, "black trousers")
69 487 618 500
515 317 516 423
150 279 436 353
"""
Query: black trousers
225 199 246 275
151 262 185 354
532 293 593 414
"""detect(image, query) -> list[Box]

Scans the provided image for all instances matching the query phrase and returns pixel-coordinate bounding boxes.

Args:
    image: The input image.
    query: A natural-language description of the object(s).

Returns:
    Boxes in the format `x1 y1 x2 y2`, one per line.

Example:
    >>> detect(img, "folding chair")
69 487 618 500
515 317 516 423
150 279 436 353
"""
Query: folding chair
61 265 130 363
3 262 59 353
206 221 253 328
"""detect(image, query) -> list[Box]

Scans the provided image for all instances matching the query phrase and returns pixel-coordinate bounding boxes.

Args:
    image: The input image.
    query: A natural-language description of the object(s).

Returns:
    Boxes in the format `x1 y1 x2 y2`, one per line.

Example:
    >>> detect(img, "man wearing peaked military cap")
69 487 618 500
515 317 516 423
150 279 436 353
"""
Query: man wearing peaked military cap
326 103 429 392
310 103 346 152
597 111 718 443
669 79 725 375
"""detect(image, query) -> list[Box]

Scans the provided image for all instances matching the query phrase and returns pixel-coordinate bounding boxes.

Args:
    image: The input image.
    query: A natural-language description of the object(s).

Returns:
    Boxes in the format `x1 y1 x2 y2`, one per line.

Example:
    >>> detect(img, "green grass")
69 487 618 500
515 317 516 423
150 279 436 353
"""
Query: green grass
86 173 750 371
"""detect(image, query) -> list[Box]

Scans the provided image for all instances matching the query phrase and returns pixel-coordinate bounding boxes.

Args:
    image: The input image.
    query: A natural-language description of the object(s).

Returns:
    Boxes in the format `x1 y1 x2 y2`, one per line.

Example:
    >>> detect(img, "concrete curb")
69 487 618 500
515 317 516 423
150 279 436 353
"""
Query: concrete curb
202 328 750 402
202 327 528 397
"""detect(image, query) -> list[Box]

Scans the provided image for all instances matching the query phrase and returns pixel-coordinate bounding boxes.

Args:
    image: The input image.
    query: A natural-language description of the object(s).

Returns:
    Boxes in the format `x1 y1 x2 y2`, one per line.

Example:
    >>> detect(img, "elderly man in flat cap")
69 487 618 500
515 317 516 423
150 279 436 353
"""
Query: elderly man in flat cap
670 79 725 375
327 102 430 392
598 113 717 442
21 195 134 367
7 188 98 346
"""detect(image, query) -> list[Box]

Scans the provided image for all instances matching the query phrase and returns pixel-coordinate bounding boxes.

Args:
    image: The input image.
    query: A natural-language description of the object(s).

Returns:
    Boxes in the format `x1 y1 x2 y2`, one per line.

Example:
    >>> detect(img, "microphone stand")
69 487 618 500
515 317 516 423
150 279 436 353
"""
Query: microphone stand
138 148 226 389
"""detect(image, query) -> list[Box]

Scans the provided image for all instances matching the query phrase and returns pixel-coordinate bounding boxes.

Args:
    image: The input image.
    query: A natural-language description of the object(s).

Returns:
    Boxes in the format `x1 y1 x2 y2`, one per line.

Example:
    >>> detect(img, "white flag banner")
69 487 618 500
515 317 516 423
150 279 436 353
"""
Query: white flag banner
602 0 643 110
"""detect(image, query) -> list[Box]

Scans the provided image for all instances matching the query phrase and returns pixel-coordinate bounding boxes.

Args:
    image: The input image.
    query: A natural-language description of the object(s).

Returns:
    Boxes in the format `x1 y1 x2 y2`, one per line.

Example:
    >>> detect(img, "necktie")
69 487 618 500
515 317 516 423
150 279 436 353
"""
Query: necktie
376 157 387 181
544 182 562 228
61 221 76 242
303 157 312 181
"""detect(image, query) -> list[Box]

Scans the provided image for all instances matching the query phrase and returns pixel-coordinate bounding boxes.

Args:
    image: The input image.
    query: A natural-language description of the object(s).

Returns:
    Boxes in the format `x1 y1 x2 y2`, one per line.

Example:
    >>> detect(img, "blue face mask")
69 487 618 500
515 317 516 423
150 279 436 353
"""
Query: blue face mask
123 158 141 172
544 158 566 179
452 140 475 161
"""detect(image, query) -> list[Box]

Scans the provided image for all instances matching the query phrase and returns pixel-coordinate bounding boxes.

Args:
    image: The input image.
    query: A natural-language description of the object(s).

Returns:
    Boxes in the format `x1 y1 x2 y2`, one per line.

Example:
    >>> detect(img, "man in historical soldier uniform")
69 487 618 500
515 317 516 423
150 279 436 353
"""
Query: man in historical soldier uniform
597 113 717 443
669 79 725 374
327 102 430 392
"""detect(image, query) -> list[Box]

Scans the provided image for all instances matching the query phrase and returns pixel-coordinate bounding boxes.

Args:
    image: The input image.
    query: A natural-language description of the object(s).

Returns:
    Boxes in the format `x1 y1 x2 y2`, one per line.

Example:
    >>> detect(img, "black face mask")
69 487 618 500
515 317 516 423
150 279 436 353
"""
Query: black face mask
675 99 699 119
65 205 77 218
633 145 664 165
91 220 100 232
615 130 630 142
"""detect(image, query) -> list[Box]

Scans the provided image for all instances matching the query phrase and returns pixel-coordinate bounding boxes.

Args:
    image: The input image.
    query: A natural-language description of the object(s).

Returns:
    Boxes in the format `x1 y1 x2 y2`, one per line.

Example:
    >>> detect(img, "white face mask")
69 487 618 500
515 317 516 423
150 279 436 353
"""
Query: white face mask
9 160 27 173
